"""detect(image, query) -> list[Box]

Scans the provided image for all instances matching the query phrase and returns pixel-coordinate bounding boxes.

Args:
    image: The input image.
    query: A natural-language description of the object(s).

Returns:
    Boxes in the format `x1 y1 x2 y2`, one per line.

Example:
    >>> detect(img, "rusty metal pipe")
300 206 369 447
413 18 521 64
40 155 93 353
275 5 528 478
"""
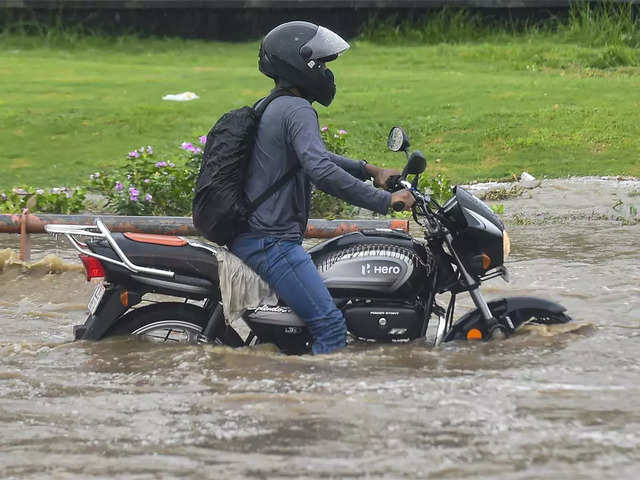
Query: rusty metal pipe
0 214 408 238
19 209 31 262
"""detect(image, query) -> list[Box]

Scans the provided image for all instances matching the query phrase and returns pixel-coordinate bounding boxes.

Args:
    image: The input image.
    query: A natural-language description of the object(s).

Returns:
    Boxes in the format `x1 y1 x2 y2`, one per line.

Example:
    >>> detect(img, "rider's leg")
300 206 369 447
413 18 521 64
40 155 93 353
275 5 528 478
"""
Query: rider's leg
230 234 347 354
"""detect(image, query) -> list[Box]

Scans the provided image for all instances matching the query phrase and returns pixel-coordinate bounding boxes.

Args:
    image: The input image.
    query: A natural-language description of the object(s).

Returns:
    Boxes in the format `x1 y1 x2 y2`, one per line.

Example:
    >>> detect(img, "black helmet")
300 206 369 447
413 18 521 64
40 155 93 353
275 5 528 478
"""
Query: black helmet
258 21 350 107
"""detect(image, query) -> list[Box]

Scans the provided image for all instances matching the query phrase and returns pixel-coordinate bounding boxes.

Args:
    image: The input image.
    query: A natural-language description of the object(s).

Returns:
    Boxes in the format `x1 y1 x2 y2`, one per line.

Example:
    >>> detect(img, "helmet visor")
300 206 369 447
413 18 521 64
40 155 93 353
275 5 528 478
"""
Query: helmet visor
301 26 350 62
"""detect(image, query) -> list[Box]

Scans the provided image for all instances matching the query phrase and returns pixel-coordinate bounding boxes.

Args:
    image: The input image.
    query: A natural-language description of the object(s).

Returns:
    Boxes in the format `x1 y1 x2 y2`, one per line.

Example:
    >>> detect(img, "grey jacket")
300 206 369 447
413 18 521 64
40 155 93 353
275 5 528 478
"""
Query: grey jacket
244 95 391 242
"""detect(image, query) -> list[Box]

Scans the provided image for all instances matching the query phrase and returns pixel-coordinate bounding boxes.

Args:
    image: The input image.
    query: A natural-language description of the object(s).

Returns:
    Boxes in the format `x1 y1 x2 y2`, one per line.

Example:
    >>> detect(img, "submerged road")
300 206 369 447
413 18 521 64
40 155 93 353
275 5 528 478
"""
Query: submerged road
0 177 639 479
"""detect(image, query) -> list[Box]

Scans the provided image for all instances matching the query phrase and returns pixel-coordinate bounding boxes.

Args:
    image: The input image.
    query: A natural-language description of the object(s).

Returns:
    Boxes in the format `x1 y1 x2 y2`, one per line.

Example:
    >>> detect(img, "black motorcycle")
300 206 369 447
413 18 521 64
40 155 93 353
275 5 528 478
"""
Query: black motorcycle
47 127 571 353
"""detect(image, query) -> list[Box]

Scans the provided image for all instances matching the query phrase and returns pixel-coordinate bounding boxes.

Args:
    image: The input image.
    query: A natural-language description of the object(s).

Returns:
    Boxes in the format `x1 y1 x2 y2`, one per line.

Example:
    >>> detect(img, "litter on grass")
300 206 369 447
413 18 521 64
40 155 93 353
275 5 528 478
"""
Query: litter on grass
162 92 199 101
520 171 536 182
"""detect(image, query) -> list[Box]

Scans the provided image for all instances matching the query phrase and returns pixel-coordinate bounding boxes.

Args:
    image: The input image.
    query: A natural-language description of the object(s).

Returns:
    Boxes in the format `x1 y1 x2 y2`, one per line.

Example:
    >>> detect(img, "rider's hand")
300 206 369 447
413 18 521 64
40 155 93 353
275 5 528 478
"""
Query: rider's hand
365 164 402 188
390 189 415 211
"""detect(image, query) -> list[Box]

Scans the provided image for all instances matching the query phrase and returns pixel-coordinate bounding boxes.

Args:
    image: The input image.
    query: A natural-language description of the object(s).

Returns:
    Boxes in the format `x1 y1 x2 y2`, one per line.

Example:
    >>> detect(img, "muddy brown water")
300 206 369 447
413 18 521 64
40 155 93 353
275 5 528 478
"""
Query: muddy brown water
1 178 639 479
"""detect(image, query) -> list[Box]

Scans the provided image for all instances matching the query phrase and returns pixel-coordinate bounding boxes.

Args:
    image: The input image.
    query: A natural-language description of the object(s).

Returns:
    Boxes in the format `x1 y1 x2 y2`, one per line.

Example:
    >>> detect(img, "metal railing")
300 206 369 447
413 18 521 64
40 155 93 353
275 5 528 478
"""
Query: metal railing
0 211 409 262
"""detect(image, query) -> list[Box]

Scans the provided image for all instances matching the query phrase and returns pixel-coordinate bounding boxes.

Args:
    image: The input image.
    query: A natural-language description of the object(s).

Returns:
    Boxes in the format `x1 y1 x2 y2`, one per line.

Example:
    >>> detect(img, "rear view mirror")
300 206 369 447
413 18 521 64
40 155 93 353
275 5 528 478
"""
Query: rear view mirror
406 150 426 175
387 126 410 152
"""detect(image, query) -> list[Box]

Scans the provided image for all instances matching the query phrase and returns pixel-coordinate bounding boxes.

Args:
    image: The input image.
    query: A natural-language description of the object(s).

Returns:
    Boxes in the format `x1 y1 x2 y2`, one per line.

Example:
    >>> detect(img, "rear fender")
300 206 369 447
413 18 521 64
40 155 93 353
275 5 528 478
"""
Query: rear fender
443 296 570 342
75 285 139 340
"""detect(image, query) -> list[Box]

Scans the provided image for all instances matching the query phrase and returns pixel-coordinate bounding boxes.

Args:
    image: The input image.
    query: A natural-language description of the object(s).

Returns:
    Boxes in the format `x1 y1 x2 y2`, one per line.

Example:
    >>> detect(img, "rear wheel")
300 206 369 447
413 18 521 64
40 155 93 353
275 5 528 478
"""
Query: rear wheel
107 302 243 346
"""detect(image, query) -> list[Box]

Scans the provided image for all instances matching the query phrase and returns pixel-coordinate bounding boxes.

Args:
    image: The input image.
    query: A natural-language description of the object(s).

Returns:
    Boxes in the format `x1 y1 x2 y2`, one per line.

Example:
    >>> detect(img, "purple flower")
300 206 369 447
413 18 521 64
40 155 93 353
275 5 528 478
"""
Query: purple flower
1 192 6 201
36 189 44 195
126 174 131 180
321 126 328 132
128 150 140 158
129 187 139 196
155 161 168 168
199 135 207 145
146 145 153 154
130 195 138 202
115 181 123 191
184 143 203 154
138 146 145 153
94 172 100 178
169 162 175 167
334 134 339 138
338 129 348 135
145 193 153 201
144 178 150 183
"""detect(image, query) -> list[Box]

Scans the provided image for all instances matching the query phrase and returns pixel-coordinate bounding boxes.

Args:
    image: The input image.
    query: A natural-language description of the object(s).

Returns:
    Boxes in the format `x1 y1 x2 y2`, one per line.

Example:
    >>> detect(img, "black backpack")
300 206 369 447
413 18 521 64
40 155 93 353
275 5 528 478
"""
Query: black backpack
192 90 298 245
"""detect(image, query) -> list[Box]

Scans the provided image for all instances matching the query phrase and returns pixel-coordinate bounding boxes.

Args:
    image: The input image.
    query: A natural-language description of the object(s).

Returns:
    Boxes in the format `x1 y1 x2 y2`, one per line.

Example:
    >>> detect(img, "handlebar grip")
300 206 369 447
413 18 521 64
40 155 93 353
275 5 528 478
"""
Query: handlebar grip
392 201 405 212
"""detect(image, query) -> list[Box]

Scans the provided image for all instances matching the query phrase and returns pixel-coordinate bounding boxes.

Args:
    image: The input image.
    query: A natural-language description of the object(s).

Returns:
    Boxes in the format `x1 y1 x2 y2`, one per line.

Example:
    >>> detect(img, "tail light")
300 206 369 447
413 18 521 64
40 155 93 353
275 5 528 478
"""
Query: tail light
78 254 105 281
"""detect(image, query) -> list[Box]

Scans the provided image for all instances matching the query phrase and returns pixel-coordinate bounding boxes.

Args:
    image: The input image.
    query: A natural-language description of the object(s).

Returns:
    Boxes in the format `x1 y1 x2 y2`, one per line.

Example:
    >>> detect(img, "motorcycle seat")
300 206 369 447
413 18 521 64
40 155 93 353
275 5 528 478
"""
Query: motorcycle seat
123 232 188 247
95 233 220 283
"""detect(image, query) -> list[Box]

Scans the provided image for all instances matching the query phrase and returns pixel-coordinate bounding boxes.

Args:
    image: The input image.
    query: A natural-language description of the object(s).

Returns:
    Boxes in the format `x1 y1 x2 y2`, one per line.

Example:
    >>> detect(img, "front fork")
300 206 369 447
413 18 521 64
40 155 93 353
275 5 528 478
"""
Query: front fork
443 234 508 338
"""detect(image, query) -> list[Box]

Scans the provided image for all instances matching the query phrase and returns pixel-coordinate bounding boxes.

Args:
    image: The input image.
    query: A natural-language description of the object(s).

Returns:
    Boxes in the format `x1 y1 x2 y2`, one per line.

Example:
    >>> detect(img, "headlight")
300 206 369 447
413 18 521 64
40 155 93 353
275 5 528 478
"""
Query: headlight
503 230 511 258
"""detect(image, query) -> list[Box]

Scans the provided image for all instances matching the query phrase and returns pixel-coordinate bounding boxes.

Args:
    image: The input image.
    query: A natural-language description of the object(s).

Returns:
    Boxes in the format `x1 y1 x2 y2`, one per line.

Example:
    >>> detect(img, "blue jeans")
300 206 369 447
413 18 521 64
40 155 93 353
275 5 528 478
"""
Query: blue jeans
229 233 347 355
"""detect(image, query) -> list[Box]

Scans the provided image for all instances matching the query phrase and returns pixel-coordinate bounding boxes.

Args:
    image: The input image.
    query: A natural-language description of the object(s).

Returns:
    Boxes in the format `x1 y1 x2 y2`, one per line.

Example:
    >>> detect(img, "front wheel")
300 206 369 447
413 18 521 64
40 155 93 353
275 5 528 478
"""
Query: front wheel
443 296 572 342
107 302 243 346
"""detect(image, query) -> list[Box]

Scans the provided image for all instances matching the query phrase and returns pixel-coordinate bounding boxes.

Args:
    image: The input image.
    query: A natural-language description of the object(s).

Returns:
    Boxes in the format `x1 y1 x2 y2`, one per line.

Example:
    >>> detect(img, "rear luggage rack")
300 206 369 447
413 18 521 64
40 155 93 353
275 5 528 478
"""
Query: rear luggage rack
46 218 176 278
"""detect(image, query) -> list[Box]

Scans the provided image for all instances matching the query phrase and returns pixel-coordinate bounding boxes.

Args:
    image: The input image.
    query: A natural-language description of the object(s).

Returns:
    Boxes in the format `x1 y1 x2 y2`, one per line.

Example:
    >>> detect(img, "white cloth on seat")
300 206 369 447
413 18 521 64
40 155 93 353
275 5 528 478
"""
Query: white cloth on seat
215 247 277 324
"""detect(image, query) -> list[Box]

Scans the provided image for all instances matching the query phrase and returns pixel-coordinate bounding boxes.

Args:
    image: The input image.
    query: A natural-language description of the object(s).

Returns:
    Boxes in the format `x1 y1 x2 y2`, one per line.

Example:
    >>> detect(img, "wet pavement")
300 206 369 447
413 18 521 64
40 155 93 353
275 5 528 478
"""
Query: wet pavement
1 177 639 479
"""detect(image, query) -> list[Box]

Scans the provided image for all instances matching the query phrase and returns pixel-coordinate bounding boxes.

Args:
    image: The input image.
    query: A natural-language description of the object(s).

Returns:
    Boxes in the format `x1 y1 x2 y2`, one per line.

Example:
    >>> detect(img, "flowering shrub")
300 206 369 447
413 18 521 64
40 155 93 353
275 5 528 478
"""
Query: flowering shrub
320 125 348 155
0 186 86 214
312 126 355 218
90 141 202 216
310 188 357 220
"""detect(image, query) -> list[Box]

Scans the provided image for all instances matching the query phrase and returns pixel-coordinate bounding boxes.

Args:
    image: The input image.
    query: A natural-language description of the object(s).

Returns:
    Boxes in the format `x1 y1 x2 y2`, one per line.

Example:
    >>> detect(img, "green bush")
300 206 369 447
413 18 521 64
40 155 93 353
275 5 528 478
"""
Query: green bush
420 173 454 205
361 2 640 48
562 1 640 48
580 44 638 68
89 129 360 219
89 142 201 216
320 125 349 155
310 127 355 219
360 8 486 45
0 186 86 214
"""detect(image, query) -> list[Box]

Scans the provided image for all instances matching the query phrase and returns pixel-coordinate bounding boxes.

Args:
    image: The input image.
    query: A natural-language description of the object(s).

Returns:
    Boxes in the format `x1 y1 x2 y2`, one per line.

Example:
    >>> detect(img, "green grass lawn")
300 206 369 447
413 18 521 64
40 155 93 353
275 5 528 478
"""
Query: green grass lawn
1 34 639 190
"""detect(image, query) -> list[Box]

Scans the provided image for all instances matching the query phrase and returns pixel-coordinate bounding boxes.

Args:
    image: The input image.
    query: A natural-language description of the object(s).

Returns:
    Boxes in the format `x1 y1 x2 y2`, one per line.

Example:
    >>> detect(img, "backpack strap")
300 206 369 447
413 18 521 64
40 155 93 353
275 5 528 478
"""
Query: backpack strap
247 166 298 212
253 88 294 117
246 89 301 213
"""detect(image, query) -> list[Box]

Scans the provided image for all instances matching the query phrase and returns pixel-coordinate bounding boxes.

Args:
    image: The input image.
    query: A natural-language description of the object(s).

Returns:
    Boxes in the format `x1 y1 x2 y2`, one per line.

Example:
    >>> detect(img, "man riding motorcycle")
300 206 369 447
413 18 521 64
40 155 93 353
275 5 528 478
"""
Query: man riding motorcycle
229 21 415 354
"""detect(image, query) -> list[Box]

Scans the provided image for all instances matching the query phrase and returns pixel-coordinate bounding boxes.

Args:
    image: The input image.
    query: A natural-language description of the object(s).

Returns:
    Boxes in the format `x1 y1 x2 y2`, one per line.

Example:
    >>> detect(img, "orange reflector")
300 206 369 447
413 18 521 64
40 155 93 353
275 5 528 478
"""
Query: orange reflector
481 253 492 270
120 290 129 307
466 328 483 340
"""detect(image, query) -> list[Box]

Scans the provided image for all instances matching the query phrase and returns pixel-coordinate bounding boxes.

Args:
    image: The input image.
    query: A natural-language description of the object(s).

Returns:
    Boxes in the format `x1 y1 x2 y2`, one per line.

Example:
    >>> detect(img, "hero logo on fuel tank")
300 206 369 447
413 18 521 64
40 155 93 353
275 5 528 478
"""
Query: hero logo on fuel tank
361 263 401 276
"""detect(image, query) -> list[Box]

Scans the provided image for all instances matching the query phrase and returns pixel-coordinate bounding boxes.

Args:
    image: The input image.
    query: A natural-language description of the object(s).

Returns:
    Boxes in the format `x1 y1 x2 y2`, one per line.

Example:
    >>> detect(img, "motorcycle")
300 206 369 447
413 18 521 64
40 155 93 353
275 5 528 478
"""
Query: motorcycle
46 127 571 354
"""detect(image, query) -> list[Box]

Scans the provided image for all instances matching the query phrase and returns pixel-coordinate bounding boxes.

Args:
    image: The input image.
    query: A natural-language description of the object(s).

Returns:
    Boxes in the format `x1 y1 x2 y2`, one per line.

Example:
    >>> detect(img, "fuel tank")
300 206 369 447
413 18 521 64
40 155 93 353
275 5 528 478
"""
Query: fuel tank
309 229 434 298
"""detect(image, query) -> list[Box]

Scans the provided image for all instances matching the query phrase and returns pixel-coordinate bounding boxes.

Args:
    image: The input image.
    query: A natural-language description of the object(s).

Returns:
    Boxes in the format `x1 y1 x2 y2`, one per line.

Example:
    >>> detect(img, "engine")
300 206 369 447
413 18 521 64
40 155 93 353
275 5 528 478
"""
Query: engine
244 300 425 353
344 300 424 341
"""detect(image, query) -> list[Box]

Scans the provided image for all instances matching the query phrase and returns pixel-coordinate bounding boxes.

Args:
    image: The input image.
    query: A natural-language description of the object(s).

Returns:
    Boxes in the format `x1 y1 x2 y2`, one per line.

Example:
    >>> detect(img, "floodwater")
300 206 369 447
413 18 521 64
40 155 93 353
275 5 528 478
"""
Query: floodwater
1 177 639 479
